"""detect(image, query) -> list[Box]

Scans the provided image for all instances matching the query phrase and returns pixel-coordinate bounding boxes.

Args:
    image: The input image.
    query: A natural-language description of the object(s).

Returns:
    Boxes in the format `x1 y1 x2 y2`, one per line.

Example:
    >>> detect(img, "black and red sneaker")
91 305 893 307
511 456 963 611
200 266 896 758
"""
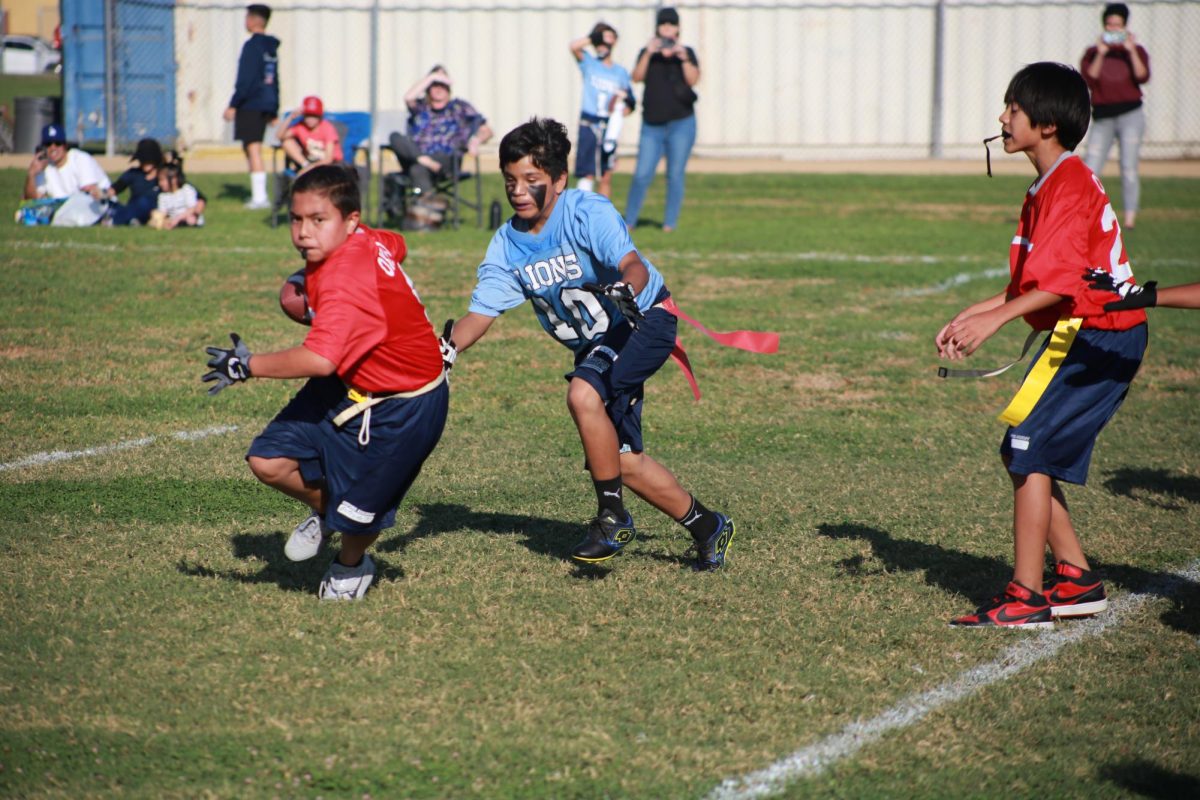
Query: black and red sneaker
1044 561 1108 618
950 581 1054 629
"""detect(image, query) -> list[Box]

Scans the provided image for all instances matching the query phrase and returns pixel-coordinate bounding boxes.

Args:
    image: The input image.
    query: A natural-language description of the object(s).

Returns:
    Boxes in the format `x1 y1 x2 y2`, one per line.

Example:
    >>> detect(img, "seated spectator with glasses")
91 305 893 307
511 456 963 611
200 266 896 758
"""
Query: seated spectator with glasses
387 65 493 225
23 123 110 202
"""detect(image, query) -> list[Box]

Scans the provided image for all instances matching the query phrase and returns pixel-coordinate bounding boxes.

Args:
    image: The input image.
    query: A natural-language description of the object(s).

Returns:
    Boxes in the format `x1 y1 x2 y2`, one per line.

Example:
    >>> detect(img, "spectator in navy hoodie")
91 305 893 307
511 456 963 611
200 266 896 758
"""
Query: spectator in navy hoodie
223 4 280 210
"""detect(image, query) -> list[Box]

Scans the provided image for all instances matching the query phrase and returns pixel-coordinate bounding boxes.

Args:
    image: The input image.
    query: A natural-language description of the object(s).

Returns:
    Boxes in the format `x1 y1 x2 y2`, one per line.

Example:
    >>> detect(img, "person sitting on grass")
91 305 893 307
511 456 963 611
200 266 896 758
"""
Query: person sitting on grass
105 137 164 226
23 123 110 201
443 117 736 571
151 162 207 229
935 62 1147 629
201 164 449 601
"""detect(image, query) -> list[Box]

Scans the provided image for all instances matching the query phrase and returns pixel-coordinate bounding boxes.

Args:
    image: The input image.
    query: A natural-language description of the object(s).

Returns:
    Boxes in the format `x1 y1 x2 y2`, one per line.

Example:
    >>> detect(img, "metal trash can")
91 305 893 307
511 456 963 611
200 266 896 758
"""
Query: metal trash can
14 96 62 153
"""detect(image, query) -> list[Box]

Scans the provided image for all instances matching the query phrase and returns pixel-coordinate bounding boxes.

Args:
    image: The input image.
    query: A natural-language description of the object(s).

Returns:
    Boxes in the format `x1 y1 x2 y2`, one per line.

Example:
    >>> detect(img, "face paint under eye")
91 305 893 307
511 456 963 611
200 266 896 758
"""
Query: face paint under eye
528 183 548 211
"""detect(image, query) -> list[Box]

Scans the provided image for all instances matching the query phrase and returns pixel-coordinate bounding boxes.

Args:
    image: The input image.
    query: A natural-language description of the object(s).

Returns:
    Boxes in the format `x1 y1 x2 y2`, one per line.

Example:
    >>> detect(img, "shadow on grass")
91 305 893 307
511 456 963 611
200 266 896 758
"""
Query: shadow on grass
178 502 690 591
387 502 693 572
217 182 250 201
817 523 1200 634
1102 467 1200 510
1099 759 1200 799
177 531 405 595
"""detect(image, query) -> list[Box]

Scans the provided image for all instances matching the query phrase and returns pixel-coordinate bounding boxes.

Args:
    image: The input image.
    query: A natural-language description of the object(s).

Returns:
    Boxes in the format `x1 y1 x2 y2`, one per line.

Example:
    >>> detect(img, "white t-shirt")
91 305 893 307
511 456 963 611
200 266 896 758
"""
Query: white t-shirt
37 149 111 198
157 184 204 226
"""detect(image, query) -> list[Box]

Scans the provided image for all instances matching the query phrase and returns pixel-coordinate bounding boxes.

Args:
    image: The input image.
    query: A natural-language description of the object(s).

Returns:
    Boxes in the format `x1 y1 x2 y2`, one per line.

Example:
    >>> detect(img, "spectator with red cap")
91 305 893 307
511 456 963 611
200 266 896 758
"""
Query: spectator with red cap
276 95 343 176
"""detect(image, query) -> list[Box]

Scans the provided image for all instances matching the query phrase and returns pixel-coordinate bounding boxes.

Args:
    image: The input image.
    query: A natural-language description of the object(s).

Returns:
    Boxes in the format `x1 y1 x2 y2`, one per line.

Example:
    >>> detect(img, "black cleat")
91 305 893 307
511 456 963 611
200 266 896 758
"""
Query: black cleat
571 510 637 563
693 513 736 572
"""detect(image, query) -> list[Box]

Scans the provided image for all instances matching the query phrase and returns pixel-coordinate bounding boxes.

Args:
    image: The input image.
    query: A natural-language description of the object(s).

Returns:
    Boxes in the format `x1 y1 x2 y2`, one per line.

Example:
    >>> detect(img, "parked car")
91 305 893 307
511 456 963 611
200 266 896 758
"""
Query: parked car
1 35 62 75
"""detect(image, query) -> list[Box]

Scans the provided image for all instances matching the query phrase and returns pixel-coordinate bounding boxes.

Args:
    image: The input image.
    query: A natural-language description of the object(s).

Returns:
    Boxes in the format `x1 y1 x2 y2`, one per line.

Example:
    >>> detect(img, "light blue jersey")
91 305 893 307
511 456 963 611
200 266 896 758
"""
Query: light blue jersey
578 52 633 119
469 189 667 353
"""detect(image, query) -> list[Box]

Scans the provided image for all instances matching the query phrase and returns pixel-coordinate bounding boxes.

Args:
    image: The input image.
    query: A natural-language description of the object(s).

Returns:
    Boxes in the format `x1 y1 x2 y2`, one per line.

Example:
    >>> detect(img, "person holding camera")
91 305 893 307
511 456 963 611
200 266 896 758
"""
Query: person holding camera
1081 2 1150 229
623 7 700 233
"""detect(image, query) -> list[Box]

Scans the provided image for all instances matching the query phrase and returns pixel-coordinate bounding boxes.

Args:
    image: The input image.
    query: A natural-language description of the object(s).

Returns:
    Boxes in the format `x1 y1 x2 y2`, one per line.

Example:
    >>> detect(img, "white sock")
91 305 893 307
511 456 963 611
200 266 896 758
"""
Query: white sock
250 171 267 203
577 177 595 193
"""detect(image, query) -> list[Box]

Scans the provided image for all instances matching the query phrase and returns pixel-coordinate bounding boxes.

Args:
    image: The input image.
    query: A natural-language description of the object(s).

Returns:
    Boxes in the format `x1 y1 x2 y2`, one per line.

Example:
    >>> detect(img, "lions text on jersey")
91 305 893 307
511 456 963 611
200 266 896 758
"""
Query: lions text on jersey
468 189 666 352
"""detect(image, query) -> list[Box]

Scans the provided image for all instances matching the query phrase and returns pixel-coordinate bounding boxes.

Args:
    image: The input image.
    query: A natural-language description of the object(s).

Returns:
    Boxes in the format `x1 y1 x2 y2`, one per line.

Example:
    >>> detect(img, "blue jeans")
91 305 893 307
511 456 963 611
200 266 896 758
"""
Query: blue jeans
623 114 696 230
109 193 157 226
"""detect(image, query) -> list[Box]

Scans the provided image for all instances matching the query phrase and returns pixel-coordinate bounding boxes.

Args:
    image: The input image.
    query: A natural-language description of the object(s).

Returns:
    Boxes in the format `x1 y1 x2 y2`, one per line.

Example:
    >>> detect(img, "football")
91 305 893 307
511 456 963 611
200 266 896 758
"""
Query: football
279 269 313 325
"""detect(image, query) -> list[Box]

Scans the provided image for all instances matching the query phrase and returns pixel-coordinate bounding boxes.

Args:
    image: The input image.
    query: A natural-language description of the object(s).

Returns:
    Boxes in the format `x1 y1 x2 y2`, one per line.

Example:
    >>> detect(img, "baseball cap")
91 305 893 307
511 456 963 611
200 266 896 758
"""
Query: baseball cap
40 123 67 147
131 137 164 166
656 7 680 26
301 95 324 117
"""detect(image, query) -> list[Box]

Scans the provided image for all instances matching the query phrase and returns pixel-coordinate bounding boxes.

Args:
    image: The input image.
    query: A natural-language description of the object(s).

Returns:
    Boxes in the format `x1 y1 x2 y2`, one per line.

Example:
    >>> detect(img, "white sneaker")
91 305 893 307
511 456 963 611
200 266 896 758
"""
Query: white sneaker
318 554 376 601
244 199 271 210
284 514 330 562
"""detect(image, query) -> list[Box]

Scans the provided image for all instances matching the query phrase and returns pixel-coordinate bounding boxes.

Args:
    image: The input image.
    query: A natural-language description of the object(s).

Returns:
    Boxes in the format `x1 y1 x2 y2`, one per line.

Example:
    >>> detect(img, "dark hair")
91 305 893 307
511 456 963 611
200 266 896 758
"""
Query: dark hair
1003 62 1092 151
1102 3 1129 23
498 118 571 179
590 23 617 48
160 162 186 188
291 164 361 217
247 4 271 23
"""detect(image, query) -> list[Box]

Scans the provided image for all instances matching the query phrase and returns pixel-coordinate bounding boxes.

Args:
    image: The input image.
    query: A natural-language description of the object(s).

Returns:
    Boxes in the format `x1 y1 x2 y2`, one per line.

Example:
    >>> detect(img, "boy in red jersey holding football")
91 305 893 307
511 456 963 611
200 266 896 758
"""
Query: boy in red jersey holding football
202 164 449 601
935 62 1147 628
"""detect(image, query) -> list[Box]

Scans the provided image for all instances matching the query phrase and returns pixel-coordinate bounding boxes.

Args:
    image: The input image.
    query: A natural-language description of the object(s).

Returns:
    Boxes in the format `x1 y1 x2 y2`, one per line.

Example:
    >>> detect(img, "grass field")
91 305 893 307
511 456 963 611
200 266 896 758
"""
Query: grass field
1 166 1198 799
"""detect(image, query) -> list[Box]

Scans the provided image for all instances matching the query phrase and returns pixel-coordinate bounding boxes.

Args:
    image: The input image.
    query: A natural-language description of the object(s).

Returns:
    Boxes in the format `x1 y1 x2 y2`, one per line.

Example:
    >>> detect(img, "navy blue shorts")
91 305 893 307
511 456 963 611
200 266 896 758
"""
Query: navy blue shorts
566 304 677 454
246 375 449 535
575 115 615 178
1000 324 1146 485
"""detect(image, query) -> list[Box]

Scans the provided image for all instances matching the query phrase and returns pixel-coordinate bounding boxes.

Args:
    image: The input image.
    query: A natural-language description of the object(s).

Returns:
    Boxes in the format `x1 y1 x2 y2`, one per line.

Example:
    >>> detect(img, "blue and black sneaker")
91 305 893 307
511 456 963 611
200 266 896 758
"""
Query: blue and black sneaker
571 509 637 563
692 514 736 572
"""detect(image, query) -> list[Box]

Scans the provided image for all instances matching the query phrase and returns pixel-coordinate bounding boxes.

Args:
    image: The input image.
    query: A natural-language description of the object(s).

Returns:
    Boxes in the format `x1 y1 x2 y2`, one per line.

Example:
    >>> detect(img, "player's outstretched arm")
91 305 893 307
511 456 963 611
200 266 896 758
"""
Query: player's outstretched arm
1153 283 1200 309
247 345 336 380
1088 269 1200 311
446 312 496 356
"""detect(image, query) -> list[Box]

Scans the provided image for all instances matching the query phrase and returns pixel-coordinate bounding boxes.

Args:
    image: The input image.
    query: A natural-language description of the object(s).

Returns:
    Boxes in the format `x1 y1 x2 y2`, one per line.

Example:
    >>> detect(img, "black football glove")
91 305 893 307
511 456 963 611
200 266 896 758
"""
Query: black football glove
439 318 457 372
583 282 644 330
1085 268 1158 311
202 333 252 396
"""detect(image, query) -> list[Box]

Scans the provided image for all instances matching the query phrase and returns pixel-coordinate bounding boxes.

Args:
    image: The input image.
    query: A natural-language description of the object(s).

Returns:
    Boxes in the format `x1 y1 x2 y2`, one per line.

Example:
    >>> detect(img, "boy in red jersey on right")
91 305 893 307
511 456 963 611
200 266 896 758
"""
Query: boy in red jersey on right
935 62 1148 629
202 164 449 601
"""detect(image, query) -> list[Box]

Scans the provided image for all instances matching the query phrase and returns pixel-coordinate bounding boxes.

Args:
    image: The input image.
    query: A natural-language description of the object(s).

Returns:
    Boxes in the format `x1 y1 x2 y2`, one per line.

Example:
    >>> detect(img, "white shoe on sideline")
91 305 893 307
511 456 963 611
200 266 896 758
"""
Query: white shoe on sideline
284 514 329 562
244 199 271 210
318 554 376 601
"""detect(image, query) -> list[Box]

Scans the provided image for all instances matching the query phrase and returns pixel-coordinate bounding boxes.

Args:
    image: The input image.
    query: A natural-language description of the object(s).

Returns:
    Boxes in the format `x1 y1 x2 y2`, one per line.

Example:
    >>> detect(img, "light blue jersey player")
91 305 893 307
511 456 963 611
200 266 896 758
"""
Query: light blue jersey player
578 51 632 120
469 188 664 353
570 22 635 197
445 117 735 572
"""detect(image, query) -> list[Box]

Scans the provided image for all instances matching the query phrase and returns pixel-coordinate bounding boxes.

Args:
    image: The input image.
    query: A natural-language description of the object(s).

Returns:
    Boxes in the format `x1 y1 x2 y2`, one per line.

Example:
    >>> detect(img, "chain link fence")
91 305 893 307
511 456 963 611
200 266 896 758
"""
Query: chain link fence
88 0 1199 159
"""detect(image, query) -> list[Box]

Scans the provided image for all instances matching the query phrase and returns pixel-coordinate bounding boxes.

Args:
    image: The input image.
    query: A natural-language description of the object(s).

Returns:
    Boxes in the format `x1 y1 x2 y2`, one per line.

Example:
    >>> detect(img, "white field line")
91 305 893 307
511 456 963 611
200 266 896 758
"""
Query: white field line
9 239 1198 271
0 425 239 473
706 559 1200 800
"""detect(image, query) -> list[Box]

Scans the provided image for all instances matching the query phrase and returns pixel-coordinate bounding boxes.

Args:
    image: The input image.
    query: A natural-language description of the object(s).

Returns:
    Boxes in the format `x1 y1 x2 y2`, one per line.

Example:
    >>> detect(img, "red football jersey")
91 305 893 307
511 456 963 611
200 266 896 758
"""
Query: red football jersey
304 225 443 393
1007 155 1147 332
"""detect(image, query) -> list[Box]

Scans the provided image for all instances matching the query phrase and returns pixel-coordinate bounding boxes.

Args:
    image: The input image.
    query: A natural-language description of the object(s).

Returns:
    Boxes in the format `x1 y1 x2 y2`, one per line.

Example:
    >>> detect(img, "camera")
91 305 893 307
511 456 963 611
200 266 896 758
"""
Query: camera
1101 30 1127 45
659 37 676 50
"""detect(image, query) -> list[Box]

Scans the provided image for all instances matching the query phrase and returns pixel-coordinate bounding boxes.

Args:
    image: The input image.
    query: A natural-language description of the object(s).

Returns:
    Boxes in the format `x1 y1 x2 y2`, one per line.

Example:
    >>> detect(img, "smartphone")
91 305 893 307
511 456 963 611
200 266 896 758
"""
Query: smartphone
659 37 676 50
1101 30 1127 45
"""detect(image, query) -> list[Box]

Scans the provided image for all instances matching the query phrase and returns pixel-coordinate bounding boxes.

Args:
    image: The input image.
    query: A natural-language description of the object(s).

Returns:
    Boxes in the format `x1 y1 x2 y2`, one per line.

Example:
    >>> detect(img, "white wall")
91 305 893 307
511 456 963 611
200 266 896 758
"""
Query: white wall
173 0 1200 159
